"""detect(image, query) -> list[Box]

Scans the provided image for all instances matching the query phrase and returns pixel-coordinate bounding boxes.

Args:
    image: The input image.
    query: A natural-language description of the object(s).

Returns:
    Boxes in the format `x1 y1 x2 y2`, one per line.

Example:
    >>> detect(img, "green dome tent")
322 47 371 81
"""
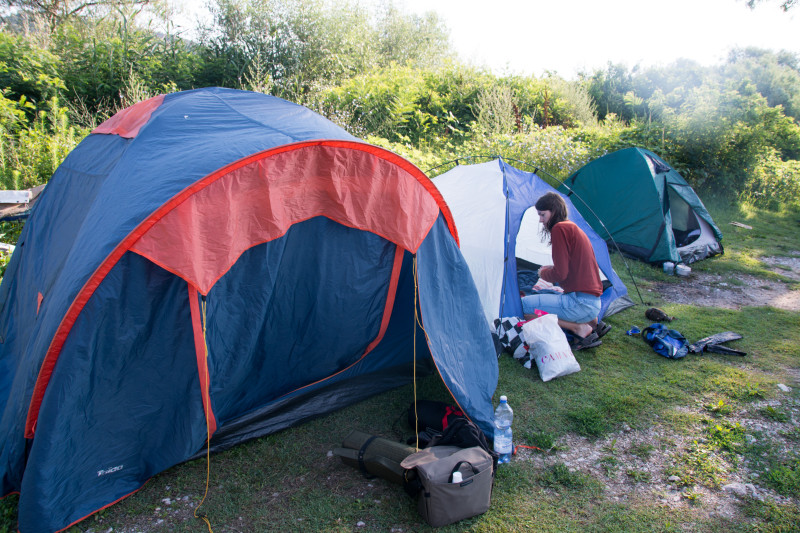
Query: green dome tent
559 147 723 265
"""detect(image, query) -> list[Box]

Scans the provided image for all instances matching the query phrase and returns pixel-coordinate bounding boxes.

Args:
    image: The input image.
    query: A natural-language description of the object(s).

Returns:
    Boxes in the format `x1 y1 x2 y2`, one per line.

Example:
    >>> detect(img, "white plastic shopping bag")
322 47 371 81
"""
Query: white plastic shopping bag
521 314 580 382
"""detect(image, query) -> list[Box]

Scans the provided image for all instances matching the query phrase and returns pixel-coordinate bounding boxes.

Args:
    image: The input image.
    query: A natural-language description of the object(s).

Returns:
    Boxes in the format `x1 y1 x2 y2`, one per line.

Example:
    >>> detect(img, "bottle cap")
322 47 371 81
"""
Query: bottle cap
500 395 507 402
451 471 463 483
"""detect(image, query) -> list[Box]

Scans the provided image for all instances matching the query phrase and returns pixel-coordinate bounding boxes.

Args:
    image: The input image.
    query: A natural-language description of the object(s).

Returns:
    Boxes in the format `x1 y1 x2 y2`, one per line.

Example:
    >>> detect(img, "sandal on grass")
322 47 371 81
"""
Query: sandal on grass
571 331 602 350
594 321 612 339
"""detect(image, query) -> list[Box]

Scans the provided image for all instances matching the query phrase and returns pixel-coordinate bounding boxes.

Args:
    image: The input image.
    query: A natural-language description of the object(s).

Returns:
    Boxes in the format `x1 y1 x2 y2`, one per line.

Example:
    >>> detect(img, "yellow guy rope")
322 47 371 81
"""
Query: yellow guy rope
412 257 419 451
193 298 214 533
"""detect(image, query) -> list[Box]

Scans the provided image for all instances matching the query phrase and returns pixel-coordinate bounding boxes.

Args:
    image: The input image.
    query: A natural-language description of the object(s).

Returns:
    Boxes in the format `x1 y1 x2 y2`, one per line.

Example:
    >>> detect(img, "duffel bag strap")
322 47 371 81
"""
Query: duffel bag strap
403 468 423 497
358 436 378 479
449 461 480 482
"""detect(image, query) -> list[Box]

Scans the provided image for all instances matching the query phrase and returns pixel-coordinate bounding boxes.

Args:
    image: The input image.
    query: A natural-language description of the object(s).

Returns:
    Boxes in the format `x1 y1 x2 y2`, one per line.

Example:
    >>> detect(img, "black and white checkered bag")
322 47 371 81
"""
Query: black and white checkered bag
494 317 532 369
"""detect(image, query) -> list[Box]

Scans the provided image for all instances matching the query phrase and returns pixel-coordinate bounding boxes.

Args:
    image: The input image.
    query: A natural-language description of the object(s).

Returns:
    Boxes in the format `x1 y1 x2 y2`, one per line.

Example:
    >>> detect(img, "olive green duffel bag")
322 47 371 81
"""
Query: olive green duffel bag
333 430 417 486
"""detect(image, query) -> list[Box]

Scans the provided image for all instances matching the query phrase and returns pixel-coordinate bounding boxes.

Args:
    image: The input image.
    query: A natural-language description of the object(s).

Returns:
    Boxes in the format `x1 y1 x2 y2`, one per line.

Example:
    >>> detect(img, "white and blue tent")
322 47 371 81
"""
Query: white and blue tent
433 158 633 325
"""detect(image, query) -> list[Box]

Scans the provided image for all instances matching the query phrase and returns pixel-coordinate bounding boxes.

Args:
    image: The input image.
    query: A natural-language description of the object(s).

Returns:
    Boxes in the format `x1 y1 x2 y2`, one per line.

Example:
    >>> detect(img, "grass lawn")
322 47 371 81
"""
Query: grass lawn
2 200 799 533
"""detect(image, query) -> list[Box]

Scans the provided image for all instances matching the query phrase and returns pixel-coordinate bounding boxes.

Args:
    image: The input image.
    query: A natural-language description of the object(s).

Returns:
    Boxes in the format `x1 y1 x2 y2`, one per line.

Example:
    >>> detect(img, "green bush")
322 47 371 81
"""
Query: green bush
0 97 87 190
741 151 800 210
456 125 594 181
320 63 489 144
0 31 64 107
52 20 200 115
320 67 604 151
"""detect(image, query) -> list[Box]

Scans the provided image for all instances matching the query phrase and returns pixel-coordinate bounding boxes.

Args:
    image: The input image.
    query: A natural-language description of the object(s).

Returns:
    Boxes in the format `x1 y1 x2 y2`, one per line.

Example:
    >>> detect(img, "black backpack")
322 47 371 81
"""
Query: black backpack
407 399 465 433
427 417 499 468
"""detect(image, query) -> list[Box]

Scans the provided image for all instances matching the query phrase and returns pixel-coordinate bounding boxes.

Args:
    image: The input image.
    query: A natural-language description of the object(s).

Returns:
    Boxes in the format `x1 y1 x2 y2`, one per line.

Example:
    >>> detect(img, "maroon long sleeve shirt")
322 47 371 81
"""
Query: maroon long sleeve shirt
538 221 603 296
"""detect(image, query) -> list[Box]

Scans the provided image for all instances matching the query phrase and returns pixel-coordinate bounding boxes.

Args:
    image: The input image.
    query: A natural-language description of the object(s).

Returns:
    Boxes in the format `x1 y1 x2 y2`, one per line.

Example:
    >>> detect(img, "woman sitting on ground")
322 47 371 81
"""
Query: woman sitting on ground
521 192 609 349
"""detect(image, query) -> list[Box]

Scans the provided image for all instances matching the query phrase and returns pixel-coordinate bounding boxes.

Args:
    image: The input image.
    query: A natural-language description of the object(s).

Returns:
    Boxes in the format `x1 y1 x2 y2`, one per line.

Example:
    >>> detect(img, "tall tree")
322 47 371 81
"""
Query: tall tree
0 0 154 29
195 0 338 95
194 0 453 100
723 47 800 120
584 62 639 122
371 0 452 69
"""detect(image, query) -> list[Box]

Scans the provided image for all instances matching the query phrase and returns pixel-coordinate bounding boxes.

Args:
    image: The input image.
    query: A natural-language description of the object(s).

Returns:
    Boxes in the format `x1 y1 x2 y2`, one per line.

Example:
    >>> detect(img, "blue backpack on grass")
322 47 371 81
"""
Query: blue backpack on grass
643 323 689 359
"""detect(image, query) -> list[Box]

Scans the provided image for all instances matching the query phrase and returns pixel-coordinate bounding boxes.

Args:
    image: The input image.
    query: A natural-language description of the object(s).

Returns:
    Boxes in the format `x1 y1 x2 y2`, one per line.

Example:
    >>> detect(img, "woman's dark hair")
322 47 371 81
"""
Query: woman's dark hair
535 192 569 235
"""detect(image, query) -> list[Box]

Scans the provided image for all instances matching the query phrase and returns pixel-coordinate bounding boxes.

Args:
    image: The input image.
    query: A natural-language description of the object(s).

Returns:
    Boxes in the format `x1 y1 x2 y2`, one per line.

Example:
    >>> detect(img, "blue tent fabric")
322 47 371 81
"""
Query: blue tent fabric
0 88 498 533
417 214 499 437
18 253 205 531
196 249 433 456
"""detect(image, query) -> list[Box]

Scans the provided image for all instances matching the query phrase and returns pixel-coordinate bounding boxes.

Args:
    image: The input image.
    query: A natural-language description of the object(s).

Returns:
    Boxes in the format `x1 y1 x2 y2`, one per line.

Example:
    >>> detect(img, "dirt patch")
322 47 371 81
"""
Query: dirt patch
517 389 800 527
761 255 800 282
653 256 800 312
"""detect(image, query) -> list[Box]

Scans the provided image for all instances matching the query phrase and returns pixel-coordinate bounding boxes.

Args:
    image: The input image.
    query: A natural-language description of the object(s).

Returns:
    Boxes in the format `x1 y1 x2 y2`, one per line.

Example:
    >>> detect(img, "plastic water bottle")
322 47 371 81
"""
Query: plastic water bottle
493 395 513 464
451 471 463 484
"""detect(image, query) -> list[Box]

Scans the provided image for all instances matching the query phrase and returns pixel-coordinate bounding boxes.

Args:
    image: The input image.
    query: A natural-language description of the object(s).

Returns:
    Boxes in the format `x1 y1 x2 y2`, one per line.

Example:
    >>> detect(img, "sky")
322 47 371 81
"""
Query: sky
394 0 800 78
176 0 799 79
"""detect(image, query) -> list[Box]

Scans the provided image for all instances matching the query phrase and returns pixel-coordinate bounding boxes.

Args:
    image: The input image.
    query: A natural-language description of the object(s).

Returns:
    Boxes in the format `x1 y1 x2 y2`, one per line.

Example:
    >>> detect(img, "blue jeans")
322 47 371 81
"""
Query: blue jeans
521 291 601 323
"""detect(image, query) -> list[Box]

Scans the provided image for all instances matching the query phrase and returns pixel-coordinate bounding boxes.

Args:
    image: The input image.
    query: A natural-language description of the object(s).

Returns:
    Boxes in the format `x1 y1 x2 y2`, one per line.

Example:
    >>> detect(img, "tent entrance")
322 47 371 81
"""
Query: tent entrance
668 185 723 263
668 186 702 248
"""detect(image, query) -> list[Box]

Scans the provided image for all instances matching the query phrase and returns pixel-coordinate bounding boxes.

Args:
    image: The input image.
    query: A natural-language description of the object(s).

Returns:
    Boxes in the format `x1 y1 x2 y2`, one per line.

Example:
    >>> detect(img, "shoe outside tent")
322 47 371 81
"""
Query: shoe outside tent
0 87 499 533
432 158 633 326
559 147 723 265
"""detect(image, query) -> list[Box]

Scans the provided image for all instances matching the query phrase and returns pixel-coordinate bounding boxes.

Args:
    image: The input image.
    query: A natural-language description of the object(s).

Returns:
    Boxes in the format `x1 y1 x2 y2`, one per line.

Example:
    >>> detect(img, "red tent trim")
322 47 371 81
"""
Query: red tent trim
91 94 165 139
52 481 151 533
362 245 404 356
188 286 218 435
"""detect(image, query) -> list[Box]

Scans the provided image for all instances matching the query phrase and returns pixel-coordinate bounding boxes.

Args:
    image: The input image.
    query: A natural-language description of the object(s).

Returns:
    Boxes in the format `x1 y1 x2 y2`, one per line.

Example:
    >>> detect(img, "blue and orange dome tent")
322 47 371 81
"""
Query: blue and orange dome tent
0 87 498 533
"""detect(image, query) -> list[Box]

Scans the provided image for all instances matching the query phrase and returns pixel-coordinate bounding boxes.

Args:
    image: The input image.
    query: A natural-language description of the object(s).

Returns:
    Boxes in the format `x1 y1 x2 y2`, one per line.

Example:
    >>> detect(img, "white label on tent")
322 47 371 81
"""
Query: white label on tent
97 464 124 476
